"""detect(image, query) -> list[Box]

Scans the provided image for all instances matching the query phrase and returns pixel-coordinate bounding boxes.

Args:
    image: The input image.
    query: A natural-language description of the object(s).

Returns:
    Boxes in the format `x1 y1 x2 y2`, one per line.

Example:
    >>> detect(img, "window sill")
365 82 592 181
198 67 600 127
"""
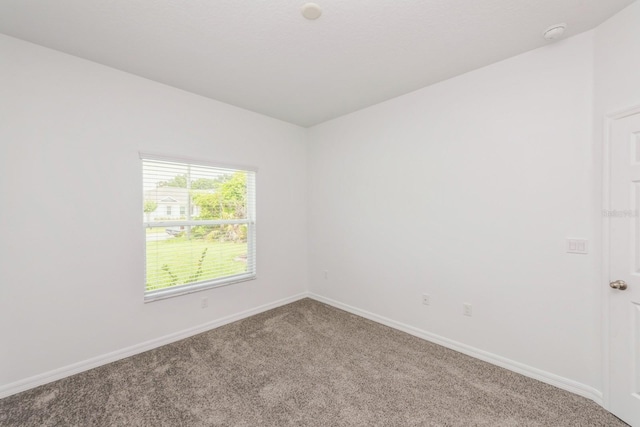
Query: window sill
143 273 257 303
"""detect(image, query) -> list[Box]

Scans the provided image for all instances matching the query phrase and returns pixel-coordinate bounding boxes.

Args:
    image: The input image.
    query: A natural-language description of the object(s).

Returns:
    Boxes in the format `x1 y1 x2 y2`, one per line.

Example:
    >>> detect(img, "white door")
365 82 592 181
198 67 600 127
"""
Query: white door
610 111 640 426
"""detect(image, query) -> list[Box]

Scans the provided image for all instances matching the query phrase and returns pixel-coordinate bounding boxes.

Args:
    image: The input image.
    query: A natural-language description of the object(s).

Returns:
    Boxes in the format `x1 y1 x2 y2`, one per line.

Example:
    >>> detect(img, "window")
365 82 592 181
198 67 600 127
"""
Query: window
141 154 256 301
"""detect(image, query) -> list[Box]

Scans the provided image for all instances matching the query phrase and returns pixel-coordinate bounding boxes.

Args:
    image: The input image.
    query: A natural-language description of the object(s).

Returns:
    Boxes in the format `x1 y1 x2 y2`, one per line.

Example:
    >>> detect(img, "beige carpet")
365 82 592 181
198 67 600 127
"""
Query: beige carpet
0 299 628 426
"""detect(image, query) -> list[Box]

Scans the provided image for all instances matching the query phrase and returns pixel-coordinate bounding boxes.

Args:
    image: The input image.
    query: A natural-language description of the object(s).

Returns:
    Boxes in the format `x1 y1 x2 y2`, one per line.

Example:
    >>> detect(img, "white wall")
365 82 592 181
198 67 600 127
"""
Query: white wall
0 35 308 390
308 32 601 391
595 1 640 118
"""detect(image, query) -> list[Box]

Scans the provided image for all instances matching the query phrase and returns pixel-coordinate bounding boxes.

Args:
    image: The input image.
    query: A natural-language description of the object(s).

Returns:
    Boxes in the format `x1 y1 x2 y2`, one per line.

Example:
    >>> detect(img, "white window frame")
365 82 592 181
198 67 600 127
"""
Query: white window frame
141 153 257 302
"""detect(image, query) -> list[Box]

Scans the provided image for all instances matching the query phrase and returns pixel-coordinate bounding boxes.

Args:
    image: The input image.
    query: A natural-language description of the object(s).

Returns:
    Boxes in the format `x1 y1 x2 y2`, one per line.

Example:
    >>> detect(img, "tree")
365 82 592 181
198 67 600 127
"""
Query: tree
158 174 220 189
144 200 158 221
191 178 219 190
158 174 187 188
192 173 246 219
192 172 247 242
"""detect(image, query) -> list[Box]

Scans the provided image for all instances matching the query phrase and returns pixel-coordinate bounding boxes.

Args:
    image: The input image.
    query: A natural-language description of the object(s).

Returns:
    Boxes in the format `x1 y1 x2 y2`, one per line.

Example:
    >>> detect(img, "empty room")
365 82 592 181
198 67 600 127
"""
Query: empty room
1 0 640 425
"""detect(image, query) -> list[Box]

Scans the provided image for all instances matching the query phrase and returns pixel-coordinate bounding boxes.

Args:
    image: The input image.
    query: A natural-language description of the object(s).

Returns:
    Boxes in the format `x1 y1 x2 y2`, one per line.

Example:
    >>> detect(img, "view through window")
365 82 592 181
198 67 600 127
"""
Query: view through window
142 155 256 301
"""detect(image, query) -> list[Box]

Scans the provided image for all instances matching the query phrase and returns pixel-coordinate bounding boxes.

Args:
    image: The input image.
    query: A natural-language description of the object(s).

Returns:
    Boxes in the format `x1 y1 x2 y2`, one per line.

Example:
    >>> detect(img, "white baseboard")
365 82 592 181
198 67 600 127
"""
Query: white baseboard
0 292 309 399
2 291 603 406
308 292 603 406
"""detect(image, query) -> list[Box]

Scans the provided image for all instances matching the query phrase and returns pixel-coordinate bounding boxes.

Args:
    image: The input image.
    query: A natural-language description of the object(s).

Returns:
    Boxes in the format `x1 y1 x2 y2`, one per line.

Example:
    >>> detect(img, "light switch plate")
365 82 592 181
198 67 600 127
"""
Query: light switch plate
566 239 588 254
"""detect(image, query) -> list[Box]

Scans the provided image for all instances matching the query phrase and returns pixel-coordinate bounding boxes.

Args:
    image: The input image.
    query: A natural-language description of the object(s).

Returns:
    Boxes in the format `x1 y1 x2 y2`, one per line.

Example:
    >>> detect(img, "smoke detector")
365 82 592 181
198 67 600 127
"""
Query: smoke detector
543 23 566 40
301 3 322 20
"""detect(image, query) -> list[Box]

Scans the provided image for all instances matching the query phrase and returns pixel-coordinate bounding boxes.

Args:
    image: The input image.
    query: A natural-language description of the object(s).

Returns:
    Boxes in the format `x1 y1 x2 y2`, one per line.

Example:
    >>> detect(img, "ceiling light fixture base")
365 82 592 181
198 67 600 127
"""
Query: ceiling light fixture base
301 3 322 20
542 23 567 40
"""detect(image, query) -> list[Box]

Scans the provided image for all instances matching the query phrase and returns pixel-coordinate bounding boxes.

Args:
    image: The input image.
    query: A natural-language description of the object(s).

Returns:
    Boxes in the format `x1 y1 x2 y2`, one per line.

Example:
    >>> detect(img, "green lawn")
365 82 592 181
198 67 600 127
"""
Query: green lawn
145 227 165 234
146 237 248 291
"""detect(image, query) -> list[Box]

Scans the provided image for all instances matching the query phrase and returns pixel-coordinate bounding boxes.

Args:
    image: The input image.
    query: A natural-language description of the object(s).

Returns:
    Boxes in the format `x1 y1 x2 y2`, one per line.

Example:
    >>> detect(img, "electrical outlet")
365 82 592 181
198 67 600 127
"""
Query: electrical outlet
324 270 328 279
201 298 208 309
463 303 472 317
422 294 430 305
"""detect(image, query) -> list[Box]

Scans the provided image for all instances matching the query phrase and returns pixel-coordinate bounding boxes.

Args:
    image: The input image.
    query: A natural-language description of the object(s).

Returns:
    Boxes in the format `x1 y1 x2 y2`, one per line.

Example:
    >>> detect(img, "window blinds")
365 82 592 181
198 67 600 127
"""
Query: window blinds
141 155 256 301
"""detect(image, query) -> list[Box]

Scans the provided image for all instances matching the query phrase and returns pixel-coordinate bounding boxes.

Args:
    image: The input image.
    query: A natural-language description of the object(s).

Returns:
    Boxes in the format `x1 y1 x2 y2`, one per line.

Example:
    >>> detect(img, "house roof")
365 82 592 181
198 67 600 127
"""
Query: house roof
145 187 213 205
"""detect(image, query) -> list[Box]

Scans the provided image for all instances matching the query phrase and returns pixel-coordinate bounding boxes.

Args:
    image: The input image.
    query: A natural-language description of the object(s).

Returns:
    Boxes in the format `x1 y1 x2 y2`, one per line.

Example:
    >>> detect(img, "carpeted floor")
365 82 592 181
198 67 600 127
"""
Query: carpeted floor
0 298 628 426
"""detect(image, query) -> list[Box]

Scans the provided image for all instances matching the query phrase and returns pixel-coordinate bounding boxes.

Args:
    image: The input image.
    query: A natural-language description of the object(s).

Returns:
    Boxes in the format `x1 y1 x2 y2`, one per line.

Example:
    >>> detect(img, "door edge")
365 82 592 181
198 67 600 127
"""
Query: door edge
601 105 640 411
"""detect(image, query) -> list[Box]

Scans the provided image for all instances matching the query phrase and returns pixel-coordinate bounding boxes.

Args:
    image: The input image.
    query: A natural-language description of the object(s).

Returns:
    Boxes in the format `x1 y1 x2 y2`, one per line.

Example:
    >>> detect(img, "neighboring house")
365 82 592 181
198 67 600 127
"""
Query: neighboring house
143 187 205 221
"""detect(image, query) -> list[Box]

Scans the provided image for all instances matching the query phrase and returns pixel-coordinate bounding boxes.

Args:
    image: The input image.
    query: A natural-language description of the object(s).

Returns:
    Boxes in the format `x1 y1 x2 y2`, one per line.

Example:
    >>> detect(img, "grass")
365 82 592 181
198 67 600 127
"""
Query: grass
145 227 165 234
146 236 248 291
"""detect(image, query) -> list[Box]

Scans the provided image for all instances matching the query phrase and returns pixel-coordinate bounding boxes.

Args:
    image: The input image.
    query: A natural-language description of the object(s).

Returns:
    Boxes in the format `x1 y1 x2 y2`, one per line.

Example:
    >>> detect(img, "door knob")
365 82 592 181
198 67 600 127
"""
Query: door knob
610 280 628 290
